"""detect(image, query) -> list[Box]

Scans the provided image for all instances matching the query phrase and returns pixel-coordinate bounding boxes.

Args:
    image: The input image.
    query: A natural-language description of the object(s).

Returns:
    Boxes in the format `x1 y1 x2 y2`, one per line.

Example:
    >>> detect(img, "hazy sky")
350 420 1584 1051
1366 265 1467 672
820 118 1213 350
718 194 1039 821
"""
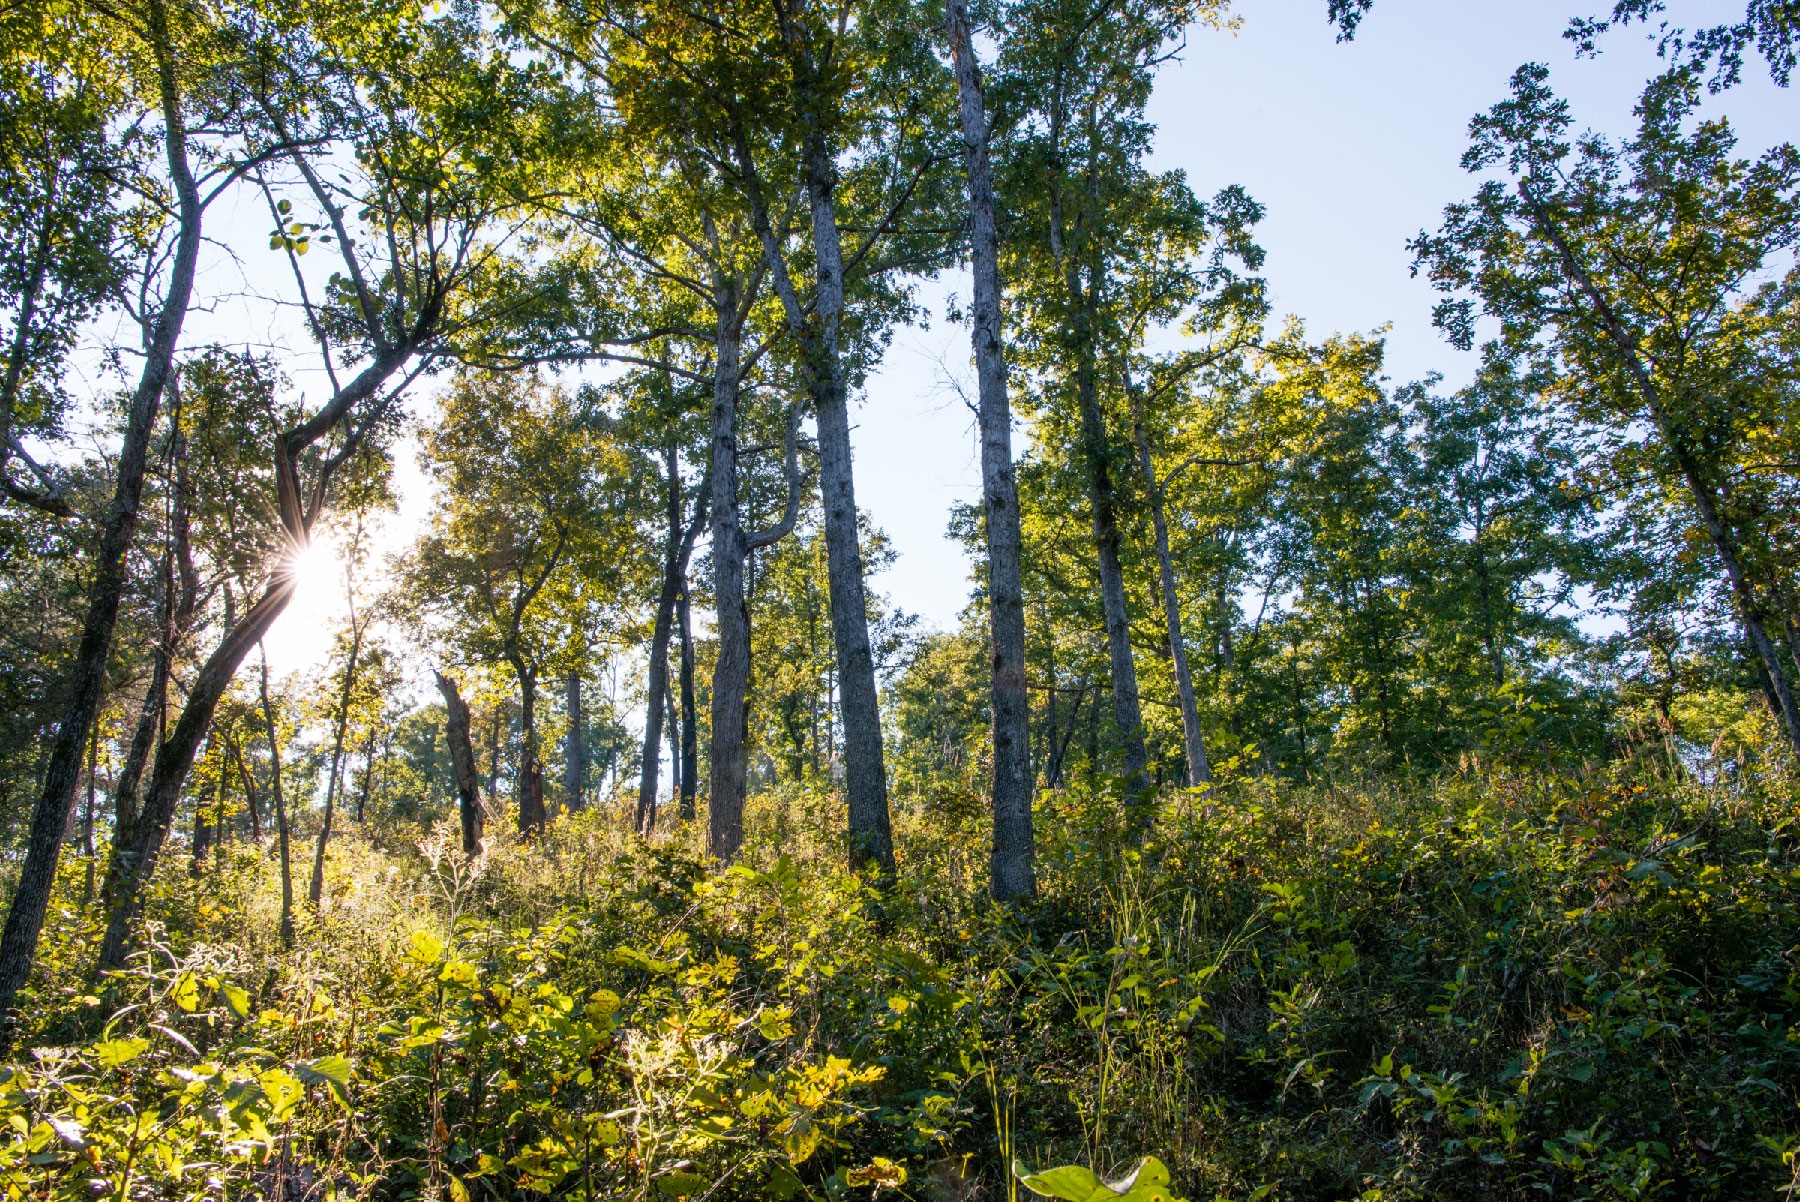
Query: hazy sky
849 0 1800 636
260 0 1800 676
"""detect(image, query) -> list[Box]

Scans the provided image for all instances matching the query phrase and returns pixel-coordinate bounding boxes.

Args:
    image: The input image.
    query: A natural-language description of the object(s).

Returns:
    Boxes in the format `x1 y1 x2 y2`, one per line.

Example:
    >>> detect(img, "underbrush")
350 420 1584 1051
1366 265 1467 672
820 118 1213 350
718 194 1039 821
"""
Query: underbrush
2 765 1797 1201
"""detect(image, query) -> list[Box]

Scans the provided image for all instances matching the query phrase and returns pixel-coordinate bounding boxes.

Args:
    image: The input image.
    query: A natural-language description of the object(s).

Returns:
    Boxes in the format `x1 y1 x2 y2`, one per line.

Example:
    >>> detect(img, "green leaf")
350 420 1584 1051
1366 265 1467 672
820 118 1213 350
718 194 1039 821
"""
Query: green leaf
93 1037 149 1067
171 972 200 1012
1016 1163 1107 1201
297 1055 354 1105
656 1170 706 1197
409 930 446 964
219 982 251 1020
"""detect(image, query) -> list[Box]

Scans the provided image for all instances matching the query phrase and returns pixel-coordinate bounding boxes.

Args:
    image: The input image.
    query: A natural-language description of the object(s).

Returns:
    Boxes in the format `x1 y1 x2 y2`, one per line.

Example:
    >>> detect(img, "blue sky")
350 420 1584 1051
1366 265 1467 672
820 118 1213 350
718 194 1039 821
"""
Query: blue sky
850 0 1800 635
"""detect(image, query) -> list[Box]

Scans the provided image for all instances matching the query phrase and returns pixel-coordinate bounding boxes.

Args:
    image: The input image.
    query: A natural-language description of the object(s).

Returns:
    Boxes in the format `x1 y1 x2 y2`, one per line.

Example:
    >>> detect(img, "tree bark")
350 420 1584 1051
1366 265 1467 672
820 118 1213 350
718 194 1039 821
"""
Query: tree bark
564 670 584 812
678 578 698 821
707 266 803 861
0 0 202 1018
82 716 98 901
1130 408 1210 788
949 0 1034 899
1076 358 1150 796
513 660 541 835
435 671 484 855
665 667 682 804
638 447 709 834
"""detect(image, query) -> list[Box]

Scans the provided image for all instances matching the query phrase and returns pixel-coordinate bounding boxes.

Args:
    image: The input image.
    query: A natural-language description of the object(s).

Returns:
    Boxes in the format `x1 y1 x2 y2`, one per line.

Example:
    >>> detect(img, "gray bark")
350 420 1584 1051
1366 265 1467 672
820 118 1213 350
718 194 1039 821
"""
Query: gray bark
707 261 803 861
730 112 894 878
1130 409 1210 788
949 0 1034 900
677 578 698 821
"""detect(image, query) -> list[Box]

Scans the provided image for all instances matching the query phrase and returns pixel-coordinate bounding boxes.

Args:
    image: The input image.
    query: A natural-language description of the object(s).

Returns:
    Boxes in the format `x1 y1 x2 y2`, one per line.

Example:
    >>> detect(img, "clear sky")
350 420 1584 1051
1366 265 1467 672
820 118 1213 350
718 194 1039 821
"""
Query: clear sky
848 0 1800 638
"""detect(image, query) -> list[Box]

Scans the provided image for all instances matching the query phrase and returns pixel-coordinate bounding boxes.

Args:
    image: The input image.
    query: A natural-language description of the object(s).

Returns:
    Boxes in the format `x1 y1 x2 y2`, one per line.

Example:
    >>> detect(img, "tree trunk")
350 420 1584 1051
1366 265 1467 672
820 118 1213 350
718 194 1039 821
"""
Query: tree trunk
485 708 501 812
730 112 893 878
0 2 203 1016
309 612 363 912
514 661 541 835
260 651 295 950
678 578 698 821
1131 412 1210 788
709 279 754 863
1077 360 1149 796
802 159 896 880
82 716 97 901
638 446 683 834
234 740 261 839
436 671 484 855
948 0 1033 899
355 728 375 823
706 273 802 860
665 670 682 799
564 670 584 812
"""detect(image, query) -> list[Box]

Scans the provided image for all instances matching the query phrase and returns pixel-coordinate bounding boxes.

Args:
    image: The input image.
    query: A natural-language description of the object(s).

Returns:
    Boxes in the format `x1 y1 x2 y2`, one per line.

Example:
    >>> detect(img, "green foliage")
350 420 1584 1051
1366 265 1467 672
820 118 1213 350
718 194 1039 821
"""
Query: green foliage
7 761 1798 1201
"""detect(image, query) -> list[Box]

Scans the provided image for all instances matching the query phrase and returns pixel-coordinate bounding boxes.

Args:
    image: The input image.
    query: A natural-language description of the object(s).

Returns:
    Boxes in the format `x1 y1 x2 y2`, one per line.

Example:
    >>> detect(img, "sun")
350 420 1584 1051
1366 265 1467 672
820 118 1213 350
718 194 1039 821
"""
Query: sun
263 530 348 676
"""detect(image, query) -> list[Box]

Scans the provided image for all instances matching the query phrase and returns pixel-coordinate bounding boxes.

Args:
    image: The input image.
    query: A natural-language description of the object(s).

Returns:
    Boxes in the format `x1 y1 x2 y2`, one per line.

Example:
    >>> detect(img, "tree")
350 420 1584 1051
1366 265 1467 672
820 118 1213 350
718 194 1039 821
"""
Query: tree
409 372 627 836
1412 61 1800 754
0 0 258 1017
945 0 1034 899
92 0 554 972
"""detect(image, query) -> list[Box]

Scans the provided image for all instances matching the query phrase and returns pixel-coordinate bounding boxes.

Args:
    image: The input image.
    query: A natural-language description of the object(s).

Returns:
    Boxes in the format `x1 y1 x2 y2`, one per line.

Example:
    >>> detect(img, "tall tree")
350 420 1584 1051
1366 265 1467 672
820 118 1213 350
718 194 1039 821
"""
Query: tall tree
945 0 1034 899
0 0 242 1015
1413 61 1800 754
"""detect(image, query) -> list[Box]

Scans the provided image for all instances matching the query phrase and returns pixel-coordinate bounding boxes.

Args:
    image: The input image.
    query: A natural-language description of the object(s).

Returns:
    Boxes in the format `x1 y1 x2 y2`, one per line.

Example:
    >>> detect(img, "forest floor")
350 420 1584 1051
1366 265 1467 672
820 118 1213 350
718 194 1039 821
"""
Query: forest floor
2 764 1798 1201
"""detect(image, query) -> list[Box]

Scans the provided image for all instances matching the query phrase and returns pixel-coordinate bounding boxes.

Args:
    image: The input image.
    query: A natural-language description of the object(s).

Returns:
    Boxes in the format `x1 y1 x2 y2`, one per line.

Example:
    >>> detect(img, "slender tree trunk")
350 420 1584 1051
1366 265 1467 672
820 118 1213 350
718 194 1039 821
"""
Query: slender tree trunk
1130 412 1210 788
948 0 1033 899
1047 681 1088 789
709 277 754 862
564 670 584 812
638 447 682 834
802 160 896 880
82 715 98 901
665 662 682 805
189 775 214 878
514 662 541 835
1076 357 1149 796
706 270 802 860
309 610 363 912
259 651 295 950
0 2 202 1017
234 740 261 839
213 746 228 871
730 114 892 877
355 728 375 823
678 579 698 821
485 709 501 812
